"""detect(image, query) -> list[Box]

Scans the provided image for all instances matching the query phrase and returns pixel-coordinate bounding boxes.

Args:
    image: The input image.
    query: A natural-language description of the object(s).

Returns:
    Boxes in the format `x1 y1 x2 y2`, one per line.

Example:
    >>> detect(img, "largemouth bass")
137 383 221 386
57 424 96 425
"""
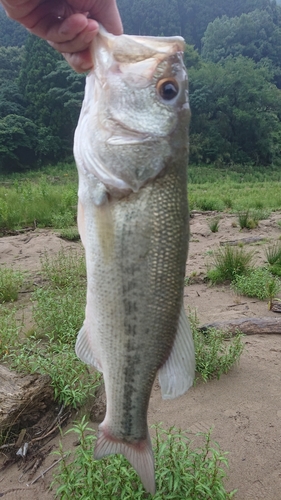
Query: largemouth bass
74 26 195 495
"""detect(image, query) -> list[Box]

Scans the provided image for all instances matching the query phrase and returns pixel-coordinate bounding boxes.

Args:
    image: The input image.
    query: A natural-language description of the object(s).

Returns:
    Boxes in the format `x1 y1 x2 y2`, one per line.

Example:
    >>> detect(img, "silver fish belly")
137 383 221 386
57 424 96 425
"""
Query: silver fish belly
74 26 195 495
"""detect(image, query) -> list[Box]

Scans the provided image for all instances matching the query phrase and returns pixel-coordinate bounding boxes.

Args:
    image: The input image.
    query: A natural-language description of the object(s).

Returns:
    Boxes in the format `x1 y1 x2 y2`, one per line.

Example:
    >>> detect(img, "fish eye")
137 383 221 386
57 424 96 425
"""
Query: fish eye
157 78 179 101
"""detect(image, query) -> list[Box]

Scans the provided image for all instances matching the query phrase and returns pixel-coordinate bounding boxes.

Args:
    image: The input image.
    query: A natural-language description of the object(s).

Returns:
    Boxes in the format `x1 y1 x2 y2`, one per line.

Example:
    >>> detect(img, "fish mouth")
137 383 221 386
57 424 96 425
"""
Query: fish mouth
106 130 157 146
104 115 177 146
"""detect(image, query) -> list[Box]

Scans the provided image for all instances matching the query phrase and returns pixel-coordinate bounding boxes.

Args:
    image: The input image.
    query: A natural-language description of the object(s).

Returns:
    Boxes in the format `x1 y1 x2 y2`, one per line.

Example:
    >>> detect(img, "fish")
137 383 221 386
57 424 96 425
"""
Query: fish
73 26 195 495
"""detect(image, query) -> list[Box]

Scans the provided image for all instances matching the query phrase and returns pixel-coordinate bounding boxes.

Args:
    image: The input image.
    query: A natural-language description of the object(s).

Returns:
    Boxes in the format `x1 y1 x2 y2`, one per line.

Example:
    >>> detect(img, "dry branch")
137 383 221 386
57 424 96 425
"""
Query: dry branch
220 237 265 246
199 317 281 335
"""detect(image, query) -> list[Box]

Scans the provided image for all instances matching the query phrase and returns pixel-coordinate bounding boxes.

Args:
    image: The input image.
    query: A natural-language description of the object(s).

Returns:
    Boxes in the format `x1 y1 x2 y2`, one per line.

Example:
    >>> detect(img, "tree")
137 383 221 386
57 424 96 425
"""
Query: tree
202 9 281 87
189 56 281 165
0 7 27 47
17 35 84 163
0 114 38 171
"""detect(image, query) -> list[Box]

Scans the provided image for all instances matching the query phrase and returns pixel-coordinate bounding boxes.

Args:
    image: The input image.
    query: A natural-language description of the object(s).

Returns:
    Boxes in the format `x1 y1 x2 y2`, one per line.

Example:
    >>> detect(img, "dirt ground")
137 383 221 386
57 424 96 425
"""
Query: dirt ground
1 212 281 499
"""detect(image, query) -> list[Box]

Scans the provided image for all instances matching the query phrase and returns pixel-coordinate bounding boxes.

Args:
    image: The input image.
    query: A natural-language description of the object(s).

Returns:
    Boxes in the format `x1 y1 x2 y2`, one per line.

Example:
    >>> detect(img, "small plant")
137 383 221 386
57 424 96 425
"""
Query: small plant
208 217 220 233
40 248 86 289
0 307 22 359
0 267 24 303
59 227 80 241
223 196 233 209
198 198 222 211
10 343 100 408
237 210 258 230
232 268 281 301
265 242 281 266
189 310 244 381
51 210 75 229
207 245 254 284
52 418 236 499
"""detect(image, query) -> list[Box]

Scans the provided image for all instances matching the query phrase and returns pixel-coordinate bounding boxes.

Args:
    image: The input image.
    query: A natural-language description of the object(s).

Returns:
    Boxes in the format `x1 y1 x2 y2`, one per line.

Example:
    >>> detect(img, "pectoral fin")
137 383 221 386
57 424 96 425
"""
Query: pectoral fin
75 324 103 372
158 304 195 399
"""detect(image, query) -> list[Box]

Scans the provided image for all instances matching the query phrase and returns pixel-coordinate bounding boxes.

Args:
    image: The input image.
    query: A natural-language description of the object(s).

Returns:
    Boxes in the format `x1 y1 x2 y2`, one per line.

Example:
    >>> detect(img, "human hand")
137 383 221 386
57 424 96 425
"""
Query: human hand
0 0 123 72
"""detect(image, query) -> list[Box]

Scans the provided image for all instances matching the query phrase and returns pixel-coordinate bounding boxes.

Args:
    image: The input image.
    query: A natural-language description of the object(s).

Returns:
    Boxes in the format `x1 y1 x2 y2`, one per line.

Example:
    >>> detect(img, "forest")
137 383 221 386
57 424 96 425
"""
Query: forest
0 0 281 172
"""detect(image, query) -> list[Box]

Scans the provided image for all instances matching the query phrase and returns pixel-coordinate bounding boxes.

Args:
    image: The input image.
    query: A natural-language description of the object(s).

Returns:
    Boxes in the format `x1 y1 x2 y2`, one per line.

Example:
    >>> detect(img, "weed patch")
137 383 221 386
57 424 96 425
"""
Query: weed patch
265 242 281 266
52 418 236 499
232 268 281 301
0 267 24 303
59 227 80 241
208 217 220 233
207 245 254 284
189 311 244 381
40 248 86 289
1 249 98 409
237 210 259 230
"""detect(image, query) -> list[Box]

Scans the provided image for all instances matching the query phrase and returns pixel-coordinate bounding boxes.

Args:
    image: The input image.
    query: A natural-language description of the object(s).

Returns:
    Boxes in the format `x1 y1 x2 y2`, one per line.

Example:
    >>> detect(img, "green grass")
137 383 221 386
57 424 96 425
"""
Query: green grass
189 310 244 381
52 418 236 499
237 210 259 229
40 247 86 289
59 226 80 241
0 162 281 233
0 162 78 231
0 267 24 302
207 245 254 284
188 164 281 213
265 242 281 266
0 249 98 409
0 308 22 357
232 268 281 301
208 217 220 233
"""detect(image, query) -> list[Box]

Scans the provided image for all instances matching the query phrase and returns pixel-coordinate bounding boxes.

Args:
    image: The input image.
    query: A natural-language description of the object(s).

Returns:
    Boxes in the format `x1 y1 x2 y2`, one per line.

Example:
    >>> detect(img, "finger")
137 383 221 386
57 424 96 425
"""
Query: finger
0 0 46 22
67 0 123 35
62 49 93 72
47 15 98 44
48 22 98 56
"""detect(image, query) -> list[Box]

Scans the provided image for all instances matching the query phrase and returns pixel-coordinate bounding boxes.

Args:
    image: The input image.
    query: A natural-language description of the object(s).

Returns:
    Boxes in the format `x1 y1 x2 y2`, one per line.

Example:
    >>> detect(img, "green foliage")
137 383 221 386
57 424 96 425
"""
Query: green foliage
265 242 281 265
202 10 281 65
1 248 98 409
0 114 38 171
196 198 224 211
207 245 254 284
189 311 244 381
11 342 100 409
1 1 281 171
232 267 281 299
208 217 220 233
52 419 236 499
237 210 259 229
0 267 24 303
118 0 278 48
0 308 22 358
59 227 81 242
0 7 27 46
189 57 281 166
40 248 86 290
0 172 77 230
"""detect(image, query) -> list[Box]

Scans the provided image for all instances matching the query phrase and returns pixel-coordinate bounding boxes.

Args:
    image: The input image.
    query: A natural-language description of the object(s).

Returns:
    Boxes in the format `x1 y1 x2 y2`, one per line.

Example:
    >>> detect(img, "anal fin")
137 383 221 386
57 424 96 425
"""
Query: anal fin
94 426 155 495
158 303 195 399
75 324 103 372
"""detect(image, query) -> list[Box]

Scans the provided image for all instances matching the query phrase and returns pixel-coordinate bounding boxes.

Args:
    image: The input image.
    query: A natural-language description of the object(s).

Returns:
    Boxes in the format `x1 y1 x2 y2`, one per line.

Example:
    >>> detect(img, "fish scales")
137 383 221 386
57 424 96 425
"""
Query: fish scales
74 26 195 495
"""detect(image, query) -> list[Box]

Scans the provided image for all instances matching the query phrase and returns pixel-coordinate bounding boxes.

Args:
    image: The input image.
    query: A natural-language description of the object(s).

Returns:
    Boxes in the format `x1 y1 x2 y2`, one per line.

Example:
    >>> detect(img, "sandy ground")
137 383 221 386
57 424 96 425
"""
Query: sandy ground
1 213 281 499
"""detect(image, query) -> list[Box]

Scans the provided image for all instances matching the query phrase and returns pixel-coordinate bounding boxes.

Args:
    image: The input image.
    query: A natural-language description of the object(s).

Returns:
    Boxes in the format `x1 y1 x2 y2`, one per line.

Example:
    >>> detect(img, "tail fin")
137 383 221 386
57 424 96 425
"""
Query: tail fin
94 427 155 495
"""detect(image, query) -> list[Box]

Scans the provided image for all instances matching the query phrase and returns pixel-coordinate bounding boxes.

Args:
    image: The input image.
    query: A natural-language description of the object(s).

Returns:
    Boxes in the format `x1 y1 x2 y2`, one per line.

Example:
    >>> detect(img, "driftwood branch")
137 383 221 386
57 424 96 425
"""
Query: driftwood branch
199 317 281 335
0 365 53 432
220 237 265 246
